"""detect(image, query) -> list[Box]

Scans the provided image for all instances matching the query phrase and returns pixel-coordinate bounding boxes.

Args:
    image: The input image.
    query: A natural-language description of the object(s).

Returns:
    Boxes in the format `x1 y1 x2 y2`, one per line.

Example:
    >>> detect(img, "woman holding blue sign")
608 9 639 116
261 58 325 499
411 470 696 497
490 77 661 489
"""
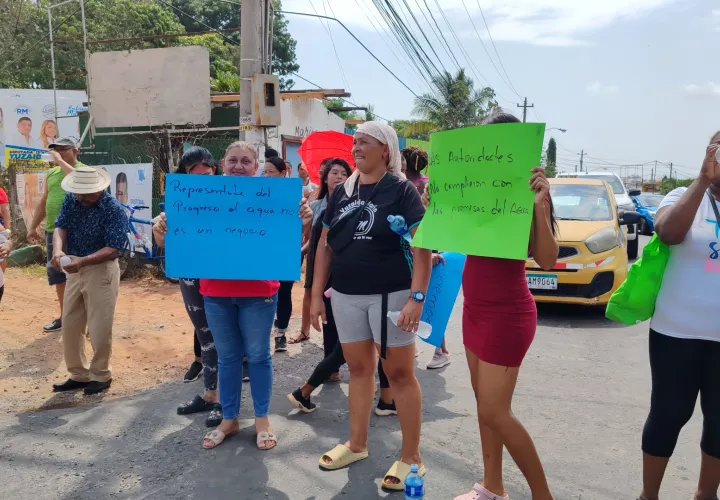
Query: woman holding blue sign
310 122 432 490
423 112 558 500
153 147 222 426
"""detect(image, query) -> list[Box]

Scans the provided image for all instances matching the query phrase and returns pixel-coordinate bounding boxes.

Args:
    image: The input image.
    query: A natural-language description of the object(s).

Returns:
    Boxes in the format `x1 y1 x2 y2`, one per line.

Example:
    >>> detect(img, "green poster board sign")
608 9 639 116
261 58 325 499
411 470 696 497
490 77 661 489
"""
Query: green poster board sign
412 123 545 260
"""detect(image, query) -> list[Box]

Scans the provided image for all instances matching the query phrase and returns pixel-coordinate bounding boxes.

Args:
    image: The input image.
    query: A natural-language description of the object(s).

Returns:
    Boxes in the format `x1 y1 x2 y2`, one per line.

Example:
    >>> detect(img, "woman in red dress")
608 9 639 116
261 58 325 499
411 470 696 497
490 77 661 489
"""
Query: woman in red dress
423 111 558 500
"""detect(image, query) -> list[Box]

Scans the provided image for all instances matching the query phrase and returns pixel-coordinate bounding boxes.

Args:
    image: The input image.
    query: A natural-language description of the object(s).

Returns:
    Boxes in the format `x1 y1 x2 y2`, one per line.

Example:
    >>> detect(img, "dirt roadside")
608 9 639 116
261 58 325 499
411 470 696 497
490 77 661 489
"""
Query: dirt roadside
0 267 306 414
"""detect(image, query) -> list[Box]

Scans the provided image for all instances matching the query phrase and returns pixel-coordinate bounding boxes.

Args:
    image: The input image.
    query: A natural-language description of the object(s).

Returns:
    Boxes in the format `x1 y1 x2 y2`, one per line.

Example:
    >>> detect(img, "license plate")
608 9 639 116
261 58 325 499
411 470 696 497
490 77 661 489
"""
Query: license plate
526 274 558 290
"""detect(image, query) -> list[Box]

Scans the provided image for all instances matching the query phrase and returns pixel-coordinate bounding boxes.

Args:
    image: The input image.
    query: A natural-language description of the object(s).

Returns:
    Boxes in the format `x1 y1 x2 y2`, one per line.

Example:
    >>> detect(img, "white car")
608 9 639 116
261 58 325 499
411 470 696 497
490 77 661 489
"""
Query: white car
555 172 639 259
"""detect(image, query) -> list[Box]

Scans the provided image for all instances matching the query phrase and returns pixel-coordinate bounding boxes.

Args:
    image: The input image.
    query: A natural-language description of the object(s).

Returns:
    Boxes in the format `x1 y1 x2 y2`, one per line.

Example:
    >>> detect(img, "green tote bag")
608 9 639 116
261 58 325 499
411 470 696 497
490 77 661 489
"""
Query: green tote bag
605 233 669 325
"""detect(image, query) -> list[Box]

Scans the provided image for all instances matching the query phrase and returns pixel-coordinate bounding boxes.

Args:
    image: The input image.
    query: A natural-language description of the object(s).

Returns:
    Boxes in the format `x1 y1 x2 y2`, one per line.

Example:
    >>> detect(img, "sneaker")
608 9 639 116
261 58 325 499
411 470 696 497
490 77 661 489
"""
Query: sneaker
426 349 451 369
287 389 316 413
84 379 112 395
275 335 287 352
183 361 203 382
375 399 397 416
43 318 62 332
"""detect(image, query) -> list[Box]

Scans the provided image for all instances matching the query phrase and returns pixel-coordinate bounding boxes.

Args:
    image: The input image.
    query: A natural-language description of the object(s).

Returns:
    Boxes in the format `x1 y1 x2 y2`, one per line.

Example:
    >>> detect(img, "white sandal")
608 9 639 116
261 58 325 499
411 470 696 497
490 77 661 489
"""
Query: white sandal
455 484 509 500
256 430 277 450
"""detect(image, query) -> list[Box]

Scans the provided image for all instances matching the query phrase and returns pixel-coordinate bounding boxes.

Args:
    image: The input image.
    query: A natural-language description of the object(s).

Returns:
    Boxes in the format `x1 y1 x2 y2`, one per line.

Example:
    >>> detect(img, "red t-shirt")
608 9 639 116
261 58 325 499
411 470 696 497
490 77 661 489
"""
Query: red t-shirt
200 279 280 298
0 188 8 204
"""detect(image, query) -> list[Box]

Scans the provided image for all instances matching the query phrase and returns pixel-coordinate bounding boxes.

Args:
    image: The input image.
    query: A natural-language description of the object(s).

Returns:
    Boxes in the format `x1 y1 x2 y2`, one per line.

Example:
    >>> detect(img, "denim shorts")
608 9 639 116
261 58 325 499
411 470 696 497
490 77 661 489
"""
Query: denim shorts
46 232 67 286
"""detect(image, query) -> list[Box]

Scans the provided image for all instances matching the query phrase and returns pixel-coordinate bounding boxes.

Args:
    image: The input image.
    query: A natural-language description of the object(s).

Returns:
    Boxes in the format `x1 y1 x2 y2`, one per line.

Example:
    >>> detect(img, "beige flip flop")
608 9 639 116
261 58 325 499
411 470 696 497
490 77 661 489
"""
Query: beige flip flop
382 461 426 491
202 429 237 449
319 444 369 470
256 430 278 450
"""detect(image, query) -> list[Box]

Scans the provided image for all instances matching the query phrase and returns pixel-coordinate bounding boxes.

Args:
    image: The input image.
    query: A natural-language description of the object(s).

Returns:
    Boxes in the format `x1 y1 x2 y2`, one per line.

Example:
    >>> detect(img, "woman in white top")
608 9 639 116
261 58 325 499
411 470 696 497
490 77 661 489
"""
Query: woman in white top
638 136 720 500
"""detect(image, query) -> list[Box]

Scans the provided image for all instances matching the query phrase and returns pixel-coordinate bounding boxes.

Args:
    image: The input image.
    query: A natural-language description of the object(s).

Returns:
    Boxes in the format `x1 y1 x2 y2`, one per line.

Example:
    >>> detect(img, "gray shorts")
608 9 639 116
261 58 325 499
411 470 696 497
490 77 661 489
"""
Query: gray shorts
46 232 66 286
331 289 415 348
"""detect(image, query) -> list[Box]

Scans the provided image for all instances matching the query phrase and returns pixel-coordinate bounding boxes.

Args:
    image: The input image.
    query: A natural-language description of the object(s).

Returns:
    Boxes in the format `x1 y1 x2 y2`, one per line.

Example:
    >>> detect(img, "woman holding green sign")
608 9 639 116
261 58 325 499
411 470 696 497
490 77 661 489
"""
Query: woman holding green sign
636 139 720 500
423 111 558 500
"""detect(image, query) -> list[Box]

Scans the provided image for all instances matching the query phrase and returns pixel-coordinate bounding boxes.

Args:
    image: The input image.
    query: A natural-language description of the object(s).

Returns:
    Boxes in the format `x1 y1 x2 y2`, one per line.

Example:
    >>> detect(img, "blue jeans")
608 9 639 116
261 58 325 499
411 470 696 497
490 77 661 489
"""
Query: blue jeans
203 294 277 420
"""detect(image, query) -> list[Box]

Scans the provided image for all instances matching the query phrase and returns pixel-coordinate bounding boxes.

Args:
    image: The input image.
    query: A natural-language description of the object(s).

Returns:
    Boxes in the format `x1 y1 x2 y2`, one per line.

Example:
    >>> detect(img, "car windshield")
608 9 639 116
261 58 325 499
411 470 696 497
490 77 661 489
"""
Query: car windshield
551 184 613 221
582 175 625 194
638 195 663 208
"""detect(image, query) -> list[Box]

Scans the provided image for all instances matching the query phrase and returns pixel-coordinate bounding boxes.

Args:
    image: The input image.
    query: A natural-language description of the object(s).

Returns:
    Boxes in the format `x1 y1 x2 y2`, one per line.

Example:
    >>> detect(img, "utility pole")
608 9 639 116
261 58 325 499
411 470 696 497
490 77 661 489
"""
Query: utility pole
669 162 674 189
517 97 534 123
579 150 586 173
239 0 266 152
653 160 657 183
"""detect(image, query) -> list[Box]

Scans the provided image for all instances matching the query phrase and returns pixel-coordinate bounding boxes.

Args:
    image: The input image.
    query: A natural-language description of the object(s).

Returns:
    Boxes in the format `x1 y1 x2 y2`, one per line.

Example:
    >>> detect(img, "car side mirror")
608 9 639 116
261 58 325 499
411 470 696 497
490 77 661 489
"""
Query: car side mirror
619 210 642 225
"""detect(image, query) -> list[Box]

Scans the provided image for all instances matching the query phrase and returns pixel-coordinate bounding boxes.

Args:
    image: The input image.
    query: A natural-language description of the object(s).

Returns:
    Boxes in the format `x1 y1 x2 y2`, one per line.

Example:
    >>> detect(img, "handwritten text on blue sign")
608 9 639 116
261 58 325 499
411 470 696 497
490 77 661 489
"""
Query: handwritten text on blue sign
164 174 302 280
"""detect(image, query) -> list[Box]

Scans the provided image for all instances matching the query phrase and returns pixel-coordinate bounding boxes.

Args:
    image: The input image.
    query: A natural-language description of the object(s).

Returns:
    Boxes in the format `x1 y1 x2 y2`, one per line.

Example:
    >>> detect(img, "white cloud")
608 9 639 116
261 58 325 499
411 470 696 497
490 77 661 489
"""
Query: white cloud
284 0 680 46
683 82 720 98
587 81 619 94
713 9 720 31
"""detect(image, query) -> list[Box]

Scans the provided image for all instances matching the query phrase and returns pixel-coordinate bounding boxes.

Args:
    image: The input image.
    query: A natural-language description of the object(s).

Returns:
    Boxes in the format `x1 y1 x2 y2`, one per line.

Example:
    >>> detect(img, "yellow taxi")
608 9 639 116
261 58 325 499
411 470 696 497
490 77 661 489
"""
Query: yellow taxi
525 178 641 305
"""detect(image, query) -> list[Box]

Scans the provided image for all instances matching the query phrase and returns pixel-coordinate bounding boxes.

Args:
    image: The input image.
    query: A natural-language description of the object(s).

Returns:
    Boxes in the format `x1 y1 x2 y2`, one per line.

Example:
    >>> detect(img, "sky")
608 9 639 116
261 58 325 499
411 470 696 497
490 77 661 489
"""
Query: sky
281 0 719 180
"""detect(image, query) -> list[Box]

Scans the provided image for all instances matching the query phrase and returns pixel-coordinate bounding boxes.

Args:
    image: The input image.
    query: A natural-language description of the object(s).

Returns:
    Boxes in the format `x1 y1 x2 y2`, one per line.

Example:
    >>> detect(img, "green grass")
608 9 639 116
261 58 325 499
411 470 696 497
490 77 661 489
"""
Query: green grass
13 264 47 278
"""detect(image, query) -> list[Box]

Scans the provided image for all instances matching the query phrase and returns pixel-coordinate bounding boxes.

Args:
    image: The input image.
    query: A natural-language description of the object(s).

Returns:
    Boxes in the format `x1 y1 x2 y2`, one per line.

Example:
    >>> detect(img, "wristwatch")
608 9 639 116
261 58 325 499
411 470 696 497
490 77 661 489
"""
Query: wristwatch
411 291 426 303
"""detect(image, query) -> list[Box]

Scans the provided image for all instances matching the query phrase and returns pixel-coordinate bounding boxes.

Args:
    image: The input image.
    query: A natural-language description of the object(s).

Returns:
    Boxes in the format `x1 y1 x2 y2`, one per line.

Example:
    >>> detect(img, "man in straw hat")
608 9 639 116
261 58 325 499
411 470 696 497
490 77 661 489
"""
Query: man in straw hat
50 166 128 395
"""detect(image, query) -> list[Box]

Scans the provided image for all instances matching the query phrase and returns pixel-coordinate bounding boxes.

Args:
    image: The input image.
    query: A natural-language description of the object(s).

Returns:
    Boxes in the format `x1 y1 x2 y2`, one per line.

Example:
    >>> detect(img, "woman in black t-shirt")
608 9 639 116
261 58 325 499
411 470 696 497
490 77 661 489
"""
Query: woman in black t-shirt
310 122 432 489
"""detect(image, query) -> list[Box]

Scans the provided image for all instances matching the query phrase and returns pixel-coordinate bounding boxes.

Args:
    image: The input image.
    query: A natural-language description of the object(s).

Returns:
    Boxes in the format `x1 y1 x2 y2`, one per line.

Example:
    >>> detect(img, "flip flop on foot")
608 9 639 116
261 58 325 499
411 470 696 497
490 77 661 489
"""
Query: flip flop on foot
287 331 310 344
201 428 237 449
319 444 369 470
455 484 509 500
382 461 425 491
256 430 278 450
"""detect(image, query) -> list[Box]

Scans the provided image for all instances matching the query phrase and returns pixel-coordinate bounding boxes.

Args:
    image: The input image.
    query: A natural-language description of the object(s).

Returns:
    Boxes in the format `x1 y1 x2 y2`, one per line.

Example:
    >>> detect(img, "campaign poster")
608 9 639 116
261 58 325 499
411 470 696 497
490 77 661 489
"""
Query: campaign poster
100 164 154 246
16 172 47 229
1 89 87 171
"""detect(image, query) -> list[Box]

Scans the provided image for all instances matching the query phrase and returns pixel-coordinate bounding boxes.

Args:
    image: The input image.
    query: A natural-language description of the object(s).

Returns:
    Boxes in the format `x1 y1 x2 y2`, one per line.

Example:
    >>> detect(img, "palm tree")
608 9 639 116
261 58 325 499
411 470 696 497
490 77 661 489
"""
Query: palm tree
412 69 497 130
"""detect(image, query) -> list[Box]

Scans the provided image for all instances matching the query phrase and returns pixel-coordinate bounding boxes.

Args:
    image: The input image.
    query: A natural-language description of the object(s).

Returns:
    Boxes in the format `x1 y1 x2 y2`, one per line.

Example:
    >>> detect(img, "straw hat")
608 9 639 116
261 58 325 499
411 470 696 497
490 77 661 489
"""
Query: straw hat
61 166 111 194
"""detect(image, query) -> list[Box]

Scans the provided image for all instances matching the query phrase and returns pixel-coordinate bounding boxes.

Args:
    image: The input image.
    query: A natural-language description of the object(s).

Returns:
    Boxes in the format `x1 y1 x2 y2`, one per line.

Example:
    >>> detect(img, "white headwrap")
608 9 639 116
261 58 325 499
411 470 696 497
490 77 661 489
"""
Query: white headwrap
344 121 402 197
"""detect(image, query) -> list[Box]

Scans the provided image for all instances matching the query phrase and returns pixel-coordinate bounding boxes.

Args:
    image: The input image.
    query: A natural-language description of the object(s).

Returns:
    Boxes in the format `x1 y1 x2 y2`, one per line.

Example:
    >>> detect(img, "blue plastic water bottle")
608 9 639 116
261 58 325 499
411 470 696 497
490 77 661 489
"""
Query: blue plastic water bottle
388 214 413 243
404 464 424 499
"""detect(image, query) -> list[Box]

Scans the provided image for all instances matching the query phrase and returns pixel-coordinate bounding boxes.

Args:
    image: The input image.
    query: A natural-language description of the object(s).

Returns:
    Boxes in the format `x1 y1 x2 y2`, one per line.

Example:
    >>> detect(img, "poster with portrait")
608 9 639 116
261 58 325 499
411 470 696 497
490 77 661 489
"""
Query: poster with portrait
1 89 87 171
15 172 47 229
100 164 153 245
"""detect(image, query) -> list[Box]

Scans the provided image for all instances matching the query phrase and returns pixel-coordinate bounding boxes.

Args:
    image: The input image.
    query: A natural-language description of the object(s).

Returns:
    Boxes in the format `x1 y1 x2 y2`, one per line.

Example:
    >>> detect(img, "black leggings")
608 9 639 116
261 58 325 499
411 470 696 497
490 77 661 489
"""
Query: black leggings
274 280 293 332
642 329 720 459
307 296 389 390
179 279 218 392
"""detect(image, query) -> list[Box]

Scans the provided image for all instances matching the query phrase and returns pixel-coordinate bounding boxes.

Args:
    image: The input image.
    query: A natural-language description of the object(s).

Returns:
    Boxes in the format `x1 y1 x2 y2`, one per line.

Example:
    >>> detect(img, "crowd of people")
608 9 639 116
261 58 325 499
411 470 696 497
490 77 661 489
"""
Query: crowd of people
6 113 720 500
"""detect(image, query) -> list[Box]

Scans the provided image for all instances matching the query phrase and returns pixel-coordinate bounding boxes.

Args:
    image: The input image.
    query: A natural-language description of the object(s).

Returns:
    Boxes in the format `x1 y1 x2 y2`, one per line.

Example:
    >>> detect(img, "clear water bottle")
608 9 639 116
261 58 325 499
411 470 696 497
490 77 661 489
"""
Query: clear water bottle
404 463 424 499
387 214 412 243
387 311 432 340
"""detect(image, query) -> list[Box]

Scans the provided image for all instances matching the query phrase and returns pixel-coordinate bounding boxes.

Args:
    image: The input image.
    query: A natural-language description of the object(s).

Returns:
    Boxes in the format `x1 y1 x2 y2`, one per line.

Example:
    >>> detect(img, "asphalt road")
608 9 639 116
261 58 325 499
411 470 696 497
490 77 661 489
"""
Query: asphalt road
0 236 705 500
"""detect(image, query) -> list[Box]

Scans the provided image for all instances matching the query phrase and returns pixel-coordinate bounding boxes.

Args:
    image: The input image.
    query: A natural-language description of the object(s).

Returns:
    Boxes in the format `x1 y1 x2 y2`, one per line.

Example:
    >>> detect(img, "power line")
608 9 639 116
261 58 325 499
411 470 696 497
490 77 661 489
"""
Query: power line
154 0 239 45
394 0 449 74
308 0 351 93
460 0 518 98
416 0 462 71
352 0 431 94
280 10 419 97
475 0 521 97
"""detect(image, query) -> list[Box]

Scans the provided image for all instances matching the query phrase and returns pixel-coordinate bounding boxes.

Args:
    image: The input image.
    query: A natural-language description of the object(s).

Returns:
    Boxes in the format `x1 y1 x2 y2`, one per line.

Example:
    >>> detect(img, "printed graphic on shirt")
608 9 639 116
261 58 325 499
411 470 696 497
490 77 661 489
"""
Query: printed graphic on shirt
337 199 378 240
705 216 720 272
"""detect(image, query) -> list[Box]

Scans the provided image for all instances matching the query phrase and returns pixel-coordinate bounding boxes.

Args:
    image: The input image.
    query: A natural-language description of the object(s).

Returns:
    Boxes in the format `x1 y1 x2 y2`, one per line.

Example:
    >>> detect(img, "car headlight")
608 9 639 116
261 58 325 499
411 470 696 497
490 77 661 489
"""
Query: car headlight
585 226 619 254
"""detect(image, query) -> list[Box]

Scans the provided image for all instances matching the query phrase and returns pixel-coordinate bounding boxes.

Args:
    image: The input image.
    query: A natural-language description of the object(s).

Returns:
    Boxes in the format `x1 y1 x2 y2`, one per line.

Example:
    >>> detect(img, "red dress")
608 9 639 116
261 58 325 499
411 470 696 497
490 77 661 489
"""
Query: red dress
462 256 537 367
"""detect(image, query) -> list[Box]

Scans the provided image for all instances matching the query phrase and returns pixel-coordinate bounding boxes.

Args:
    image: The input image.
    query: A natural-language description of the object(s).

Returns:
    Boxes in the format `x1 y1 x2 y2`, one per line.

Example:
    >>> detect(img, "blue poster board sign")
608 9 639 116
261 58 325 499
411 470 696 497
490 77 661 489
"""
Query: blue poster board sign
164 174 302 280
420 252 466 348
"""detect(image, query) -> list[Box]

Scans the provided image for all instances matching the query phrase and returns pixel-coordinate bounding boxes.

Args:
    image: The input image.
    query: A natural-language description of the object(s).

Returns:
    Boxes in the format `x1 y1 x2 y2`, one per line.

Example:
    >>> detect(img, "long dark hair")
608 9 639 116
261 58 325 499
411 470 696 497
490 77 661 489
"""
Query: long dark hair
265 156 288 175
483 110 557 235
317 158 352 201
177 146 220 175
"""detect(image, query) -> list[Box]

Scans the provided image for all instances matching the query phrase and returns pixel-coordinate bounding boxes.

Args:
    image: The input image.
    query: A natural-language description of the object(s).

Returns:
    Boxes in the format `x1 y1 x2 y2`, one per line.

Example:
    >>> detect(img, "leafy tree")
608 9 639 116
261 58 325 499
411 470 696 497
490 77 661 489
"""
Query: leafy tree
365 104 375 122
210 71 240 92
545 137 557 178
412 69 497 130
171 0 299 89
0 0 299 90
323 98 361 130
390 119 435 141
